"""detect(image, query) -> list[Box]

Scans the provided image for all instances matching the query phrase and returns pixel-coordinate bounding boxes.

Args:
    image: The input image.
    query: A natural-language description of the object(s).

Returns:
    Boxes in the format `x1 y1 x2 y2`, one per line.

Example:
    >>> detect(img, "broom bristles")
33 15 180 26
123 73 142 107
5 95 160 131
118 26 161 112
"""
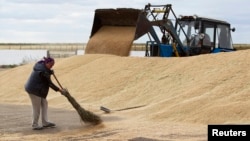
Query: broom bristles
63 89 102 125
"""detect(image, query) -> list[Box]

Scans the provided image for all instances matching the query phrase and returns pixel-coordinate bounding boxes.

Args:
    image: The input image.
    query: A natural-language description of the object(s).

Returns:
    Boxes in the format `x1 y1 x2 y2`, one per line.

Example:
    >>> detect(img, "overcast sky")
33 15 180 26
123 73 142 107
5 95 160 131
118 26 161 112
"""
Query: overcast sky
0 0 249 44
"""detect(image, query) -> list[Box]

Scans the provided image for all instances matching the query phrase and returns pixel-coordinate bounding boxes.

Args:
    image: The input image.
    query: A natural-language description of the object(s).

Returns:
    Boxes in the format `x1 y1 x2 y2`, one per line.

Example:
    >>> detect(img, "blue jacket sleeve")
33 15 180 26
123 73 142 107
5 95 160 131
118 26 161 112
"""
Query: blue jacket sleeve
40 71 60 92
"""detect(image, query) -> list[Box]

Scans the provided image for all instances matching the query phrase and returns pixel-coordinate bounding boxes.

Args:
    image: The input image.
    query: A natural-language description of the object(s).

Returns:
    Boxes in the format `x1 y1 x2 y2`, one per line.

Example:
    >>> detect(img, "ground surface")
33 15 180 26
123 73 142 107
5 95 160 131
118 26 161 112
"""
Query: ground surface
0 49 250 140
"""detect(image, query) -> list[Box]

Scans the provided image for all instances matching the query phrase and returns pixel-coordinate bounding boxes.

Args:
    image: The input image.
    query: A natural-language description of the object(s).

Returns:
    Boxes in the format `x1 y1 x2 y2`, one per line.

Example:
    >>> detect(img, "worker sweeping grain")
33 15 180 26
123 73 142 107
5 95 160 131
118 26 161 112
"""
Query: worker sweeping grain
24 57 67 130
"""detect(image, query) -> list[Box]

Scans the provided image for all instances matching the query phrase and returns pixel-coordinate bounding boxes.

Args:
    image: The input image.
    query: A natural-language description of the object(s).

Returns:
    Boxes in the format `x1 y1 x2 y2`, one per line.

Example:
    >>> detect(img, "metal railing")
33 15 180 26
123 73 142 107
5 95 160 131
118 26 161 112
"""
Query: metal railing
0 43 249 58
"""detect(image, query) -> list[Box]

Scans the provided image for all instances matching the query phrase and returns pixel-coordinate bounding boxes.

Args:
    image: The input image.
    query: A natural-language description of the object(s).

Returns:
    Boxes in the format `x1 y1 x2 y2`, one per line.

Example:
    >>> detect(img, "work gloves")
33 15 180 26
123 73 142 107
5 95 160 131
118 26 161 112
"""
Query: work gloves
60 88 68 96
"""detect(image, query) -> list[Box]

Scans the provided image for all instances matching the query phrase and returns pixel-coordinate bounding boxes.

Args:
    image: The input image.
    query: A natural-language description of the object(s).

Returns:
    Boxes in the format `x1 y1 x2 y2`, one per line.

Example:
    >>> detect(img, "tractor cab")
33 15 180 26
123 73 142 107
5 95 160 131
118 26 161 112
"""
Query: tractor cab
176 15 236 56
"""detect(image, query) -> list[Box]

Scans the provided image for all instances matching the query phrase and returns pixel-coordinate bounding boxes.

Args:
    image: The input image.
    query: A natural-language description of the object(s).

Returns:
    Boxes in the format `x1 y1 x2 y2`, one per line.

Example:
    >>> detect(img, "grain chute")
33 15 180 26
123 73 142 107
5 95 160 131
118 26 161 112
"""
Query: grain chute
85 8 142 56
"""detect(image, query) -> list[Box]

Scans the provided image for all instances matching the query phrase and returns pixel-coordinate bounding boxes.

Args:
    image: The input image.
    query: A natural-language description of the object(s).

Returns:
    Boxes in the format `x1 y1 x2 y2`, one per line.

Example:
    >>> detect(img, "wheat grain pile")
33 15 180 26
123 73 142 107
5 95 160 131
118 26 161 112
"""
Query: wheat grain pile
85 26 136 56
0 49 249 140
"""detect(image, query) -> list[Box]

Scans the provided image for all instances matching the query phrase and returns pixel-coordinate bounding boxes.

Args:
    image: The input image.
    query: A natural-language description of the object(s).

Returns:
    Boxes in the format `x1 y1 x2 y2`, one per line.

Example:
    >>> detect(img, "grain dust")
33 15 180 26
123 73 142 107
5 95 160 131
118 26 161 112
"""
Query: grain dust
85 26 136 56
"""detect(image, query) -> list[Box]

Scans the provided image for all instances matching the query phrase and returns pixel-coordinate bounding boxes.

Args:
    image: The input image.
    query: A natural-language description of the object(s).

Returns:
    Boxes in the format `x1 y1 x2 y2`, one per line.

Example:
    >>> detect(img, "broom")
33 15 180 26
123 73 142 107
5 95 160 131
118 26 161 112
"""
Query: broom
52 73 102 125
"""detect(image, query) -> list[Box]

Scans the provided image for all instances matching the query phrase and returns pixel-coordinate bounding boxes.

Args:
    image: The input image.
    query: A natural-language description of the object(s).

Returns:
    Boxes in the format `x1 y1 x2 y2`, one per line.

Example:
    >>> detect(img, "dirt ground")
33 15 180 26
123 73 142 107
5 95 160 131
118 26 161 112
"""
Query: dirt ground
0 49 250 141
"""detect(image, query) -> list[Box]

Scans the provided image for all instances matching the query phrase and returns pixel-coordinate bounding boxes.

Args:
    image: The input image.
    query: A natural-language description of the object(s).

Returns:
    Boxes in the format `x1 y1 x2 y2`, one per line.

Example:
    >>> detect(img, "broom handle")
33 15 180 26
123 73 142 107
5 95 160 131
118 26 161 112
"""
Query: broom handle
52 73 63 89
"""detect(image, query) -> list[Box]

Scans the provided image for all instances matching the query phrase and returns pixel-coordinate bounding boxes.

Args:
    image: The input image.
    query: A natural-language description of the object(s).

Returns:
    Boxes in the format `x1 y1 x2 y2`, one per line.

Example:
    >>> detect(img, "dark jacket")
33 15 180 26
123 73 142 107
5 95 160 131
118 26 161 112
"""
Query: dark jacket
25 62 59 98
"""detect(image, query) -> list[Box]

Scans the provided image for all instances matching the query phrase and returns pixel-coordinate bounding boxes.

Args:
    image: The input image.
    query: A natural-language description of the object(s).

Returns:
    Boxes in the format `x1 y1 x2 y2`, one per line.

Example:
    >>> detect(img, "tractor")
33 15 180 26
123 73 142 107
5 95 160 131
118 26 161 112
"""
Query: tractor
87 3 236 57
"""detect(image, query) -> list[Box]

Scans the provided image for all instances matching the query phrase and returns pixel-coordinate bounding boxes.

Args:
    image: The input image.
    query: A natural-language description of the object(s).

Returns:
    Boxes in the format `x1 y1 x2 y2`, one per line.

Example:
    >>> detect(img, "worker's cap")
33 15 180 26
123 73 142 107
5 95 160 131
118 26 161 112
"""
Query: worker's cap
44 57 54 63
